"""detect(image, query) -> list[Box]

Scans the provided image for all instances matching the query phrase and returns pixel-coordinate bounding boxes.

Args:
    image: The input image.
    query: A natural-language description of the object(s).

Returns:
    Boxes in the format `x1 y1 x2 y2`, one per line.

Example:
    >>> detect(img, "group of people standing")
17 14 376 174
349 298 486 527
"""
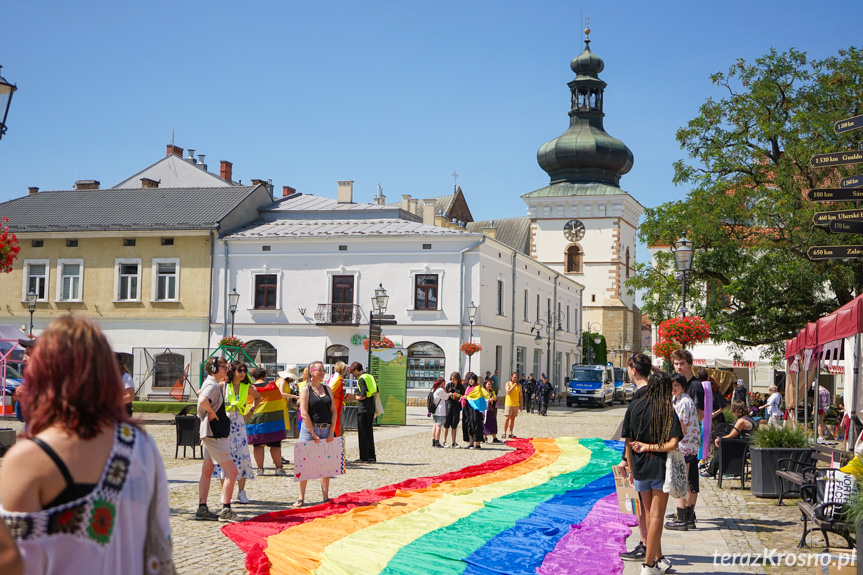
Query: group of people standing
520 373 555 416
195 358 379 520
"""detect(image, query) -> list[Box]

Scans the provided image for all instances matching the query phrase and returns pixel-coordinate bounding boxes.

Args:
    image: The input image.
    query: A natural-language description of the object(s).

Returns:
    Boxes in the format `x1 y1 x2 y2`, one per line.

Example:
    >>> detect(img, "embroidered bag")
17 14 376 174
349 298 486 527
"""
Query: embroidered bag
663 449 688 499
143 465 176 575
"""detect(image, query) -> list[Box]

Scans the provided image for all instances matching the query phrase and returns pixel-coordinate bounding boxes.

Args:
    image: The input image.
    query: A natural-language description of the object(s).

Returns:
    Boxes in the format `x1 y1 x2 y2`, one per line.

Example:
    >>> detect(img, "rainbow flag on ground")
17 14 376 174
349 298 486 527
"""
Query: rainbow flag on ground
223 438 637 575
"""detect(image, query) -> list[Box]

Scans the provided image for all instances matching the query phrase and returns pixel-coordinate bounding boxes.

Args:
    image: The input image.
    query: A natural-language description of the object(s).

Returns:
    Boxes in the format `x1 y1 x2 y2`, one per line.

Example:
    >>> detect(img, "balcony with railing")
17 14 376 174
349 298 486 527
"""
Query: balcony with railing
314 303 364 326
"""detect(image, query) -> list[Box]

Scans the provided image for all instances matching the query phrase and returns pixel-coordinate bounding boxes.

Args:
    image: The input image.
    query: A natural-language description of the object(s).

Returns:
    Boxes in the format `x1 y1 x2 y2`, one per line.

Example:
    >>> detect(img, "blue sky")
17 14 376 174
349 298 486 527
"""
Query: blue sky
2 0 862 235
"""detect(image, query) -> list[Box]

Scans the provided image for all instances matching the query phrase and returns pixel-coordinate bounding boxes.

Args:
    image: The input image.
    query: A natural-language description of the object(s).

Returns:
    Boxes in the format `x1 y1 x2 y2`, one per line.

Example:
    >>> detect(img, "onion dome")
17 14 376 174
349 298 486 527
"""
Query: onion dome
536 29 633 187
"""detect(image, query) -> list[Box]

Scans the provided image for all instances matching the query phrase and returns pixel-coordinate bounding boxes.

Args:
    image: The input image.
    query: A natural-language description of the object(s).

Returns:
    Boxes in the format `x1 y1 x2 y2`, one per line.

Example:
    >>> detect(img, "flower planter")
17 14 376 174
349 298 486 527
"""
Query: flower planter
749 446 812 498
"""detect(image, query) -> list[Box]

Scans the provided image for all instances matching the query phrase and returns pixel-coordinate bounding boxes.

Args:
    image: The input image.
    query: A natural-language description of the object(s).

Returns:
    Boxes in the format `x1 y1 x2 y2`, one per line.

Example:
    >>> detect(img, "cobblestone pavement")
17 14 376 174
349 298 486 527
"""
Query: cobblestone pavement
2 405 853 574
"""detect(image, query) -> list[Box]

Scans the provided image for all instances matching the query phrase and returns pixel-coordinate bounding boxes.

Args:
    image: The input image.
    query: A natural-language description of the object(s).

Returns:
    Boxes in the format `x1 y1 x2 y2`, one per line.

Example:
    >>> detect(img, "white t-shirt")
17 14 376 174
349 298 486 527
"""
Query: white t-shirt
121 372 134 391
766 392 782 418
433 387 448 417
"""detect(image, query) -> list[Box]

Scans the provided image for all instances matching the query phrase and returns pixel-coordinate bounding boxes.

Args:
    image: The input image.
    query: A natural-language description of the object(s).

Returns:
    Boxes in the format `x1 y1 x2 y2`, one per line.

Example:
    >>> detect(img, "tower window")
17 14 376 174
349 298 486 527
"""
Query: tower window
565 245 583 273
626 247 630 278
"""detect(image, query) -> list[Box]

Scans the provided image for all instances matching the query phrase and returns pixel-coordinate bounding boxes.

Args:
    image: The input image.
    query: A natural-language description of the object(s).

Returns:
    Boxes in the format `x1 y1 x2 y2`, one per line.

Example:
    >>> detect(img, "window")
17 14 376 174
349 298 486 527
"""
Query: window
495 346 503 375
66 239 78 247
154 353 184 388
516 347 526 377
123 239 136 247
115 259 141 301
565 245 583 273
626 247 630 278
414 274 439 310
533 349 543 378
407 342 446 389
161 238 174 246
524 289 529 321
566 304 571 332
262 245 271 252
423 244 432 250
23 260 49 301
497 279 505 315
57 259 83 301
153 259 179 301
254 274 277 309
31 240 43 248
536 294 540 322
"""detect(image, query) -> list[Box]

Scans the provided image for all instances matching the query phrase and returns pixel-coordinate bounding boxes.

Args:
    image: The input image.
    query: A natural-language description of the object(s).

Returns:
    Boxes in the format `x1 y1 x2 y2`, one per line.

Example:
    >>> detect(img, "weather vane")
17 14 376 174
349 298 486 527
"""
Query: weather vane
452 170 459 191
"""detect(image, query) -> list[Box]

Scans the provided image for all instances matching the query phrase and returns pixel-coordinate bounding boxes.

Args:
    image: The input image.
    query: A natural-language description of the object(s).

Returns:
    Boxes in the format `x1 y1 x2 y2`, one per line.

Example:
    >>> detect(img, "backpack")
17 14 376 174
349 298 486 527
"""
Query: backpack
427 390 438 414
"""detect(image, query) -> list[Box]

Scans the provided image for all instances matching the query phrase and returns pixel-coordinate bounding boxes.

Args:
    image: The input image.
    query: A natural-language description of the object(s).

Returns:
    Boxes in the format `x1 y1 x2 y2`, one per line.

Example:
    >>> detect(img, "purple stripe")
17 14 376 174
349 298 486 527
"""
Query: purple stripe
247 430 287 445
537 494 638 575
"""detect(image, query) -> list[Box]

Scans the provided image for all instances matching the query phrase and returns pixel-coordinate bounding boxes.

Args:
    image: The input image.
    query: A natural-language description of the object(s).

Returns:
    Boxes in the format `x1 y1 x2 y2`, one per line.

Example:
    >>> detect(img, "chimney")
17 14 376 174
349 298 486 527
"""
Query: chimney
28 187 38 195
482 219 497 239
337 180 354 204
401 194 411 211
422 200 435 226
220 160 233 182
187 149 196 163
434 211 448 227
197 154 206 171
74 180 100 190
141 178 159 188
282 185 296 197
251 178 265 187
166 144 183 158
409 198 419 215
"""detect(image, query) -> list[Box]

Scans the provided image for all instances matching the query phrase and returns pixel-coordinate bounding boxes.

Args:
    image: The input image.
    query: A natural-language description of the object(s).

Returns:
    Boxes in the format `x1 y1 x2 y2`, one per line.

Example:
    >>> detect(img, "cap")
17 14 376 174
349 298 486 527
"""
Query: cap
18 337 35 349
541 373 547 378
278 364 299 380
737 379 744 386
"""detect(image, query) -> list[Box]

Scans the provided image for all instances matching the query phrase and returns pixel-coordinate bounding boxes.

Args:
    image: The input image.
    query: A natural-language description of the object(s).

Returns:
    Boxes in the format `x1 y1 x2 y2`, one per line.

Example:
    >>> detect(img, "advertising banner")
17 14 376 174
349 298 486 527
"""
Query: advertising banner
370 347 407 425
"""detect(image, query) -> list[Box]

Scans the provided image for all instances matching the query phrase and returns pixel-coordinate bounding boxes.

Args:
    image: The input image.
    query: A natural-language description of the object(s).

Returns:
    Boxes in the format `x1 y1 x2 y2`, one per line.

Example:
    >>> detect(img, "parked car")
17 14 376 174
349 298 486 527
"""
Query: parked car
612 367 635 403
566 364 615 407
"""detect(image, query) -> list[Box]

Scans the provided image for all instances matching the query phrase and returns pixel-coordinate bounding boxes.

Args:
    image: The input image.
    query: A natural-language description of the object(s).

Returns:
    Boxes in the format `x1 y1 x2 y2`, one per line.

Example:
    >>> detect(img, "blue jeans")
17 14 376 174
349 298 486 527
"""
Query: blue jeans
633 478 665 493
298 423 331 442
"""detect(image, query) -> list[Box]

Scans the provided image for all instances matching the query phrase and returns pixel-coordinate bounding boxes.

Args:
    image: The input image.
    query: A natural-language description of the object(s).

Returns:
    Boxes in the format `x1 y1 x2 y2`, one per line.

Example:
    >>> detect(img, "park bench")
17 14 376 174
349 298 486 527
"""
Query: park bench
776 443 851 506
796 468 856 549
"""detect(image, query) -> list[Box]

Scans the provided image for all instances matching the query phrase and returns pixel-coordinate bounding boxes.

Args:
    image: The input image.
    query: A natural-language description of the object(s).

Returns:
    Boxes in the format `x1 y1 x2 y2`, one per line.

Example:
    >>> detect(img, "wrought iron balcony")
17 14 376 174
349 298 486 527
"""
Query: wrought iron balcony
314 303 364 325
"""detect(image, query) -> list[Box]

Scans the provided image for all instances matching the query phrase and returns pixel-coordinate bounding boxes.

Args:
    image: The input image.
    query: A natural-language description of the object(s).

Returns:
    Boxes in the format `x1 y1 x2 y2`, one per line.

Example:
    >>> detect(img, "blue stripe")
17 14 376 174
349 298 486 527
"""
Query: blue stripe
245 419 285 436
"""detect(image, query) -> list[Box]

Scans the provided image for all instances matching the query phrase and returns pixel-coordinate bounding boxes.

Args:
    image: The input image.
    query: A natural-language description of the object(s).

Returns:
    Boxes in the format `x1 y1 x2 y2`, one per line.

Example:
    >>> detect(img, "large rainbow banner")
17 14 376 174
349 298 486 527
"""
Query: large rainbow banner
223 438 638 575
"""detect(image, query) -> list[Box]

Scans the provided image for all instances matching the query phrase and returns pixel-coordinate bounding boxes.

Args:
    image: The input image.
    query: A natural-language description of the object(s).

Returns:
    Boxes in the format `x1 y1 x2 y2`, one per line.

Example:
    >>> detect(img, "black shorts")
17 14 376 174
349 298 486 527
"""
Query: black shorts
684 453 699 494
444 404 461 429
264 440 282 448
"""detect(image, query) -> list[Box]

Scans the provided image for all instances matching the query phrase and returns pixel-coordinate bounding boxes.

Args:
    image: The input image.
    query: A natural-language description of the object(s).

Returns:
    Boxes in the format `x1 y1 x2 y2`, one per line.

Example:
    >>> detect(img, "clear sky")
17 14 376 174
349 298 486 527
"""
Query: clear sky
1 1 862 231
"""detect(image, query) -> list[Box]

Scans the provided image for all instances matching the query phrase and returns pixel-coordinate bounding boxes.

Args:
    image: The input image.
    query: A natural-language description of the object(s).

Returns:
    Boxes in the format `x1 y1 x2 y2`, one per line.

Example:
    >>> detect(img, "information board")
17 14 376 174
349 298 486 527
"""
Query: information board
370 347 407 425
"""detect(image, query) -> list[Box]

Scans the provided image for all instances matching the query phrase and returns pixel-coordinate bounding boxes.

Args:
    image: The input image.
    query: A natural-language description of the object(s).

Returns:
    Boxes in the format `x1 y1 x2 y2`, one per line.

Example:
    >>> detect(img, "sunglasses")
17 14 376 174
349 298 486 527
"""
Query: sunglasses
236 368 247 373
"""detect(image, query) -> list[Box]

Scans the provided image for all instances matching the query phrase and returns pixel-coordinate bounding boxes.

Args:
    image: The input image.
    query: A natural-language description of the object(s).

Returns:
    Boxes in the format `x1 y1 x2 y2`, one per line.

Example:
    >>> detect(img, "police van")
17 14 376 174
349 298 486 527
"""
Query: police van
566 363 615 407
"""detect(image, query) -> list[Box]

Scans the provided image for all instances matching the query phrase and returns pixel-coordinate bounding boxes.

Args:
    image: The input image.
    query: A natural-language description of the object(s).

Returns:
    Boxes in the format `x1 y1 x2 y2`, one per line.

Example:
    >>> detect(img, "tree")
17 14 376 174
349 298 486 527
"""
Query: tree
628 47 863 359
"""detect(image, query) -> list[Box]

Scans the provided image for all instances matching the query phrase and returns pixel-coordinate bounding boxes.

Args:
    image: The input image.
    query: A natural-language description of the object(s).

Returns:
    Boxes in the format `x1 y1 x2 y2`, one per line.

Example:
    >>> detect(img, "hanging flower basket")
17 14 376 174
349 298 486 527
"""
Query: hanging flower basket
657 316 711 348
0 217 21 274
652 341 678 360
460 342 482 356
364 335 395 351
219 336 245 348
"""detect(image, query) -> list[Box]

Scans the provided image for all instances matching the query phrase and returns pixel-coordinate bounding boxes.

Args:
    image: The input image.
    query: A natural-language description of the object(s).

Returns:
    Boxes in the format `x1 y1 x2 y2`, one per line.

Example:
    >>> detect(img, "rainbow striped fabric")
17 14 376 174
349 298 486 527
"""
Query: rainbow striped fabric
245 382 288 445
223 438 637 575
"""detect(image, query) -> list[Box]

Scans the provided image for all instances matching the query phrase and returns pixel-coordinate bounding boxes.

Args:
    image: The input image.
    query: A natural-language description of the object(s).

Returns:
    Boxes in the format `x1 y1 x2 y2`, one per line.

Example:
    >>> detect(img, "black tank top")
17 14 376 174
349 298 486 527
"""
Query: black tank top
31 437 97 508
308 384 332 424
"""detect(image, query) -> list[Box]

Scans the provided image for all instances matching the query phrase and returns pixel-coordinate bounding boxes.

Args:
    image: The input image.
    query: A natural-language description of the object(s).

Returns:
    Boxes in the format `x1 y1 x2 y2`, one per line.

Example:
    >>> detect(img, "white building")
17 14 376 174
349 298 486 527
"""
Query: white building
212 184 584 389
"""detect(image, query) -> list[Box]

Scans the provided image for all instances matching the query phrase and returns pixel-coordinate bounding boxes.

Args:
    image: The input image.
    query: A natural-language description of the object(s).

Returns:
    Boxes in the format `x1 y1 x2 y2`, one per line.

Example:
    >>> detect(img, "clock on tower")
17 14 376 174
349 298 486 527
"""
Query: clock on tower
563 219 585 242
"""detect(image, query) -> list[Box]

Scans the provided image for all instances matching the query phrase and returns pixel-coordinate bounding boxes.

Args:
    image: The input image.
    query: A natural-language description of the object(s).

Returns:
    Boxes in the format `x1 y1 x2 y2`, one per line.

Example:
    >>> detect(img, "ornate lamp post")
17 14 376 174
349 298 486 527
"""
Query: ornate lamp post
673 232 693 318
467 301 478 372
26 290 37 336
583 322 602 365
0 66 17 141
368 283 389 368
532 309 565 382
228 288 240 338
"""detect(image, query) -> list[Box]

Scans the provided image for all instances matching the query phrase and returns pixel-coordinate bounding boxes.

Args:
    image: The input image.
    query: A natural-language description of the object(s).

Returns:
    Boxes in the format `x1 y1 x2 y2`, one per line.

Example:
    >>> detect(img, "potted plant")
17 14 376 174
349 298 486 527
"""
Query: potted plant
749 423 811 498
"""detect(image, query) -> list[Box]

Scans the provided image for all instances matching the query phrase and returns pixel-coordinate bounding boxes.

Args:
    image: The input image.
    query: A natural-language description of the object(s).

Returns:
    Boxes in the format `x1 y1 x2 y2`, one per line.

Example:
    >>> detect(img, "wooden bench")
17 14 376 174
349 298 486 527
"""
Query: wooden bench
796 468 856 548
776 443 851 506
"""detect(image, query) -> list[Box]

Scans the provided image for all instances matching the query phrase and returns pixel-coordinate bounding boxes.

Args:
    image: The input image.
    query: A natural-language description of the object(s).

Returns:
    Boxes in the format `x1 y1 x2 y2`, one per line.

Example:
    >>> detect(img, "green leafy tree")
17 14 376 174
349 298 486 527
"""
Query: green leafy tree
628 47 863 359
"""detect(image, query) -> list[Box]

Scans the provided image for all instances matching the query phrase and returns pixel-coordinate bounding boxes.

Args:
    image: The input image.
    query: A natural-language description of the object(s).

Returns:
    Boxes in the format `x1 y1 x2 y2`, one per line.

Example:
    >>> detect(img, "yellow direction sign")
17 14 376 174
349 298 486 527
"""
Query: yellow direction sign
813 209 863 226
807 245 863 260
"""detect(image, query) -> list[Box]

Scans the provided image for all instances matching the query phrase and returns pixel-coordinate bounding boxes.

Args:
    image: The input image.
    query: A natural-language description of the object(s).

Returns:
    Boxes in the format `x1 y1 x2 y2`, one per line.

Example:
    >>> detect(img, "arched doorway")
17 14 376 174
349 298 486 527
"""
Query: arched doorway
245 340 277 366
407 342 446 389
326 344 350 366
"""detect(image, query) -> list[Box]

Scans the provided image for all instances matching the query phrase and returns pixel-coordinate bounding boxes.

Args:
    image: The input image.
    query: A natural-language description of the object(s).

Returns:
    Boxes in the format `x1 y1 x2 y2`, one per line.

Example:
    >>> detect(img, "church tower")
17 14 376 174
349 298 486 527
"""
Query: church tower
522 27 644 361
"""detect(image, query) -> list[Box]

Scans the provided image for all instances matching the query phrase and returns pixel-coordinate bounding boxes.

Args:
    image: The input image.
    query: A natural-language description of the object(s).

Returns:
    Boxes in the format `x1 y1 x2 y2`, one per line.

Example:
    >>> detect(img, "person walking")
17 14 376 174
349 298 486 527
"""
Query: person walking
213 361 260 505
349 361 378 462
0 316 172 574
523 374 536 414
622 370 683 575
444 372 465 448
537 374 553 416
503 371 524 439
295 360 337 506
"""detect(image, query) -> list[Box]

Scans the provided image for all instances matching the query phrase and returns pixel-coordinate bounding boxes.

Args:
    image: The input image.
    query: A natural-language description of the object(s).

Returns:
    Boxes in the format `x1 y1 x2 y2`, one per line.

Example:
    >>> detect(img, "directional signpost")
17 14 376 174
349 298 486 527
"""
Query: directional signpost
840 174 863 189
828 220 863 234
834 114 863 134
814 209 863 226
807 188 863 202
807 245 863 260
810 151 863 168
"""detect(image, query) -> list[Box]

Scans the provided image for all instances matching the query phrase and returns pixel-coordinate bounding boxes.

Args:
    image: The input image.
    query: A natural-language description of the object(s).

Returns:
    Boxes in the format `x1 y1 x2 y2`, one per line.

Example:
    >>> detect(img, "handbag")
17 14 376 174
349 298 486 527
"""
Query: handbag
373 393 385 418
663 449 688 499
143 465 176 574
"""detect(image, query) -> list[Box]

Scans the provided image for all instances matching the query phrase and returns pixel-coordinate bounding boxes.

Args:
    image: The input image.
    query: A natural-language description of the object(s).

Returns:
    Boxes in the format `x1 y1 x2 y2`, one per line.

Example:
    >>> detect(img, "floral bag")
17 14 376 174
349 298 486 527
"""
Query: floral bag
663 449 688 499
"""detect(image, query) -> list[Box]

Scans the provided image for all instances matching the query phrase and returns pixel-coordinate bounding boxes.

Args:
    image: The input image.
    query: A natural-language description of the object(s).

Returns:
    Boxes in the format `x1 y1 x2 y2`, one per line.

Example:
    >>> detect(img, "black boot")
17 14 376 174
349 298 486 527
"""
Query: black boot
664 507 689 531
686 505 696 528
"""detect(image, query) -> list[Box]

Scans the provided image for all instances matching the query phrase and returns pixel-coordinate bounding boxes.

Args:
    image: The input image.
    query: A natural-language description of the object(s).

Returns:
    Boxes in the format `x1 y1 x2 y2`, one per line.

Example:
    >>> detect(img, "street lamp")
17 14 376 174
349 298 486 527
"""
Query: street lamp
26 290 37 336
373 283 389 314
467 301 478 372
0 66 17 141
228 288 240 338
368 283 389 369
608 337 632 367
532 309 565 382
583 322 602 365
673 232 693 318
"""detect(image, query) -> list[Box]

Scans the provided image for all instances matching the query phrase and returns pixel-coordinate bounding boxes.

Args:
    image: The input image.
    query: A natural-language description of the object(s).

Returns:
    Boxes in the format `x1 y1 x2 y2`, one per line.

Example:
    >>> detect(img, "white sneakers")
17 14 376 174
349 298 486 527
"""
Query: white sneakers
640 563 663 575
273 468 288 476
235 490 250 504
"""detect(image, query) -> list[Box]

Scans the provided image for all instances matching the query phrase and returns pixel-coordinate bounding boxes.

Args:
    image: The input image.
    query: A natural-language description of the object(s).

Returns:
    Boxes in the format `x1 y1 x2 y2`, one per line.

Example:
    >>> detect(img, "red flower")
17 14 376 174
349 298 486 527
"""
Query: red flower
87 499 116 544
460 342 482 356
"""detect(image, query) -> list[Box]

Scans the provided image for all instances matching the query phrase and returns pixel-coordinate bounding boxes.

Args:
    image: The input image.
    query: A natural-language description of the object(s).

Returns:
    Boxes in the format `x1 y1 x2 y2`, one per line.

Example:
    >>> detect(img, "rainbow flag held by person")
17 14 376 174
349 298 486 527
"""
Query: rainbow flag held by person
245 381 288 446
222 438 637 575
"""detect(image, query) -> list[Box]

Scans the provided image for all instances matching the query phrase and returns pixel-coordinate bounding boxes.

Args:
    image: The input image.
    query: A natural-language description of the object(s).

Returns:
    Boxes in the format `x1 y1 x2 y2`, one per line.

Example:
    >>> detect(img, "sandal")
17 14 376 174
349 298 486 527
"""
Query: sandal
292 499 304 508
323 498 331 504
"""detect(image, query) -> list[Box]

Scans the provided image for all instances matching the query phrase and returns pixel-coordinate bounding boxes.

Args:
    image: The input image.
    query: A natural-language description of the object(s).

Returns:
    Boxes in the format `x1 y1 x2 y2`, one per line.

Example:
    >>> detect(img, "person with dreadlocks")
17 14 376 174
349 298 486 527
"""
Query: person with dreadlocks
621 370 683 575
